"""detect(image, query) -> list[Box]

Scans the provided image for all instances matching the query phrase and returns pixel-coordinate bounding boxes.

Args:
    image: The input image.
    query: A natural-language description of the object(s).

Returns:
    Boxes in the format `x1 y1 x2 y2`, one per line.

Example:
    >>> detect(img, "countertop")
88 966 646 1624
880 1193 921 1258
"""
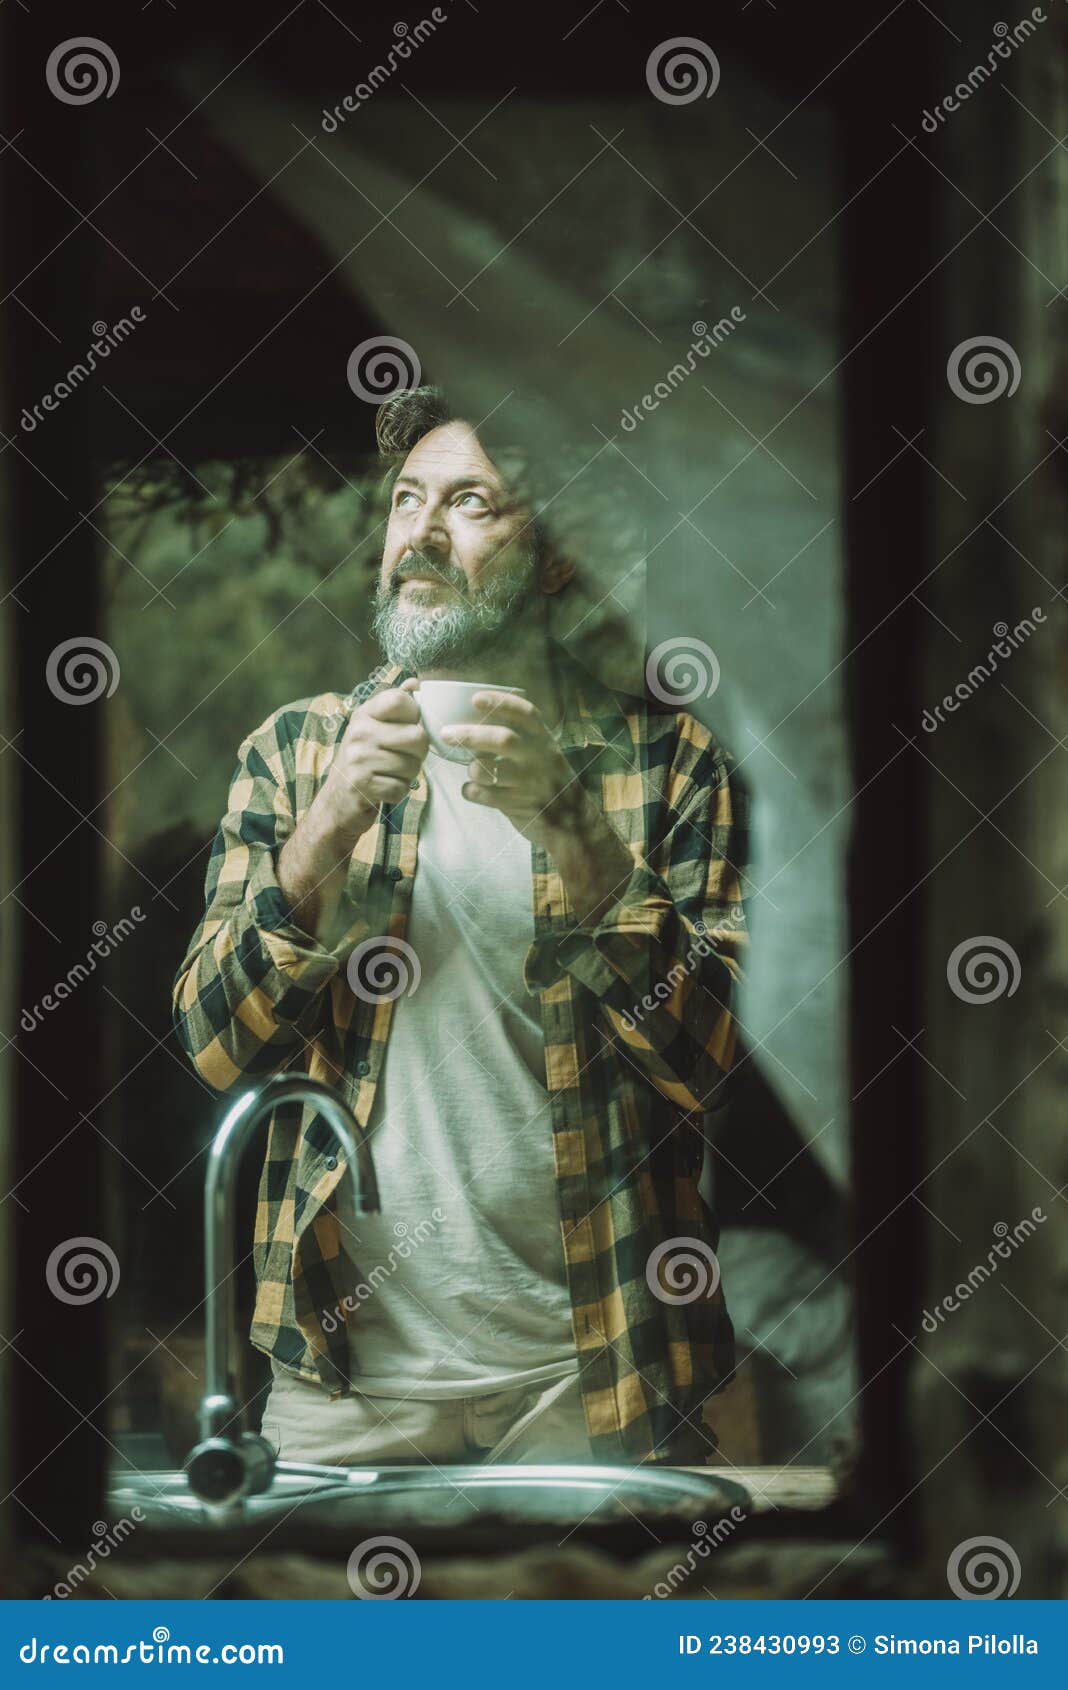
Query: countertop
688 1465 837 1514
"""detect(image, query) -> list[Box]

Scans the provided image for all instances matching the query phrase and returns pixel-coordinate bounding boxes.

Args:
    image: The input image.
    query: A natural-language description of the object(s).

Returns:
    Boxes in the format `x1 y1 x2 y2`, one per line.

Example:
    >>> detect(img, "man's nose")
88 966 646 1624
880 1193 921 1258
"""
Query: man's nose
406 502 449 557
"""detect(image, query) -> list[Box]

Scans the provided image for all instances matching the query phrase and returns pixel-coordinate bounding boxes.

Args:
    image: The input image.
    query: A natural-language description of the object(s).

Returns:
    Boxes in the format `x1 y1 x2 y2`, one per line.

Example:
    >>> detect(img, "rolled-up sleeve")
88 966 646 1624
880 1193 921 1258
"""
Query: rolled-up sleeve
172 721 342 1094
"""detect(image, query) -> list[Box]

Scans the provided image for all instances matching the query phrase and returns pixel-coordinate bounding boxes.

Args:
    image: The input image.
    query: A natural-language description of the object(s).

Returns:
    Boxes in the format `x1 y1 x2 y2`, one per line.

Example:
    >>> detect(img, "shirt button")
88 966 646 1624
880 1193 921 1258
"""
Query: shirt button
386 866 403 882
356 1059 370 1077
324 1155 338 1171
410 778 419 790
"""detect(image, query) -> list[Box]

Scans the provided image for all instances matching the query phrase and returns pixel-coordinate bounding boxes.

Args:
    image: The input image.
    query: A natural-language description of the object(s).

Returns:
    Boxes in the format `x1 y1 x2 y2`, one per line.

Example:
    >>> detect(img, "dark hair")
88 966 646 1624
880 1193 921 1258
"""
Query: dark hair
375 385 453 461
374 384 551 564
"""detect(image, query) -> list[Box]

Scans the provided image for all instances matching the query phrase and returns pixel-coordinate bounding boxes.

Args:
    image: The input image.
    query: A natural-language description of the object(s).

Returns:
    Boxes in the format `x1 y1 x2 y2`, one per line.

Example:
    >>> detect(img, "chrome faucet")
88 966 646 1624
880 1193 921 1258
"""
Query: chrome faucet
185 1073 380 1508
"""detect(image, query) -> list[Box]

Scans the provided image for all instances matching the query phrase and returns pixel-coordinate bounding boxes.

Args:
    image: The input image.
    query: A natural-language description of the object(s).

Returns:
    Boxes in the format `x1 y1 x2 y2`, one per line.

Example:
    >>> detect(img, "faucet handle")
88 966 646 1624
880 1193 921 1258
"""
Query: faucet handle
185 1431 275 1508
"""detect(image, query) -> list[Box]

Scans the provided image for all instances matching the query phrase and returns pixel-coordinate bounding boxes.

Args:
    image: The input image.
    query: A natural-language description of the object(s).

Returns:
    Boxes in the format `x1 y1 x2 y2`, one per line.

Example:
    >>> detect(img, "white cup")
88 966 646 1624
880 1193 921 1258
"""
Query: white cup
415 680 527 764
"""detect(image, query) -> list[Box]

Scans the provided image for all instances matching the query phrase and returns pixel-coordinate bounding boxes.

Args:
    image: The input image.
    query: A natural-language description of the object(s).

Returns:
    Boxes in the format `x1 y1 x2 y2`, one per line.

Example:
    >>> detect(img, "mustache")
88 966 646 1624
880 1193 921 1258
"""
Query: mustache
388 554 468 594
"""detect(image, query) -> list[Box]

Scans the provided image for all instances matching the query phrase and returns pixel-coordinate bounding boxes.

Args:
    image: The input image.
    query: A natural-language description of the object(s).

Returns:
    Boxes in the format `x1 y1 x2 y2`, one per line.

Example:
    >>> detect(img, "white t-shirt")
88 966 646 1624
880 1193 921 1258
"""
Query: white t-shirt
345 749 579 1399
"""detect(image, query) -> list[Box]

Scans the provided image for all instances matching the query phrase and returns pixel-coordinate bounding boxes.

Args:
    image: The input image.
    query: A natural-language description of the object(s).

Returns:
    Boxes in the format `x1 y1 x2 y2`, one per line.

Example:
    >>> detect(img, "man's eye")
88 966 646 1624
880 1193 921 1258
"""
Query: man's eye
456 492 489 510
394 490 418 508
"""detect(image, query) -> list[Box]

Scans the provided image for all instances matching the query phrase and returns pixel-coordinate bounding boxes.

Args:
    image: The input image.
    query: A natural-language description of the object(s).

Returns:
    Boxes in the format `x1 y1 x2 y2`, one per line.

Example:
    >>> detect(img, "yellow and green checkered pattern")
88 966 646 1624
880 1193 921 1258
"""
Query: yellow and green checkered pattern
173 652 749 1463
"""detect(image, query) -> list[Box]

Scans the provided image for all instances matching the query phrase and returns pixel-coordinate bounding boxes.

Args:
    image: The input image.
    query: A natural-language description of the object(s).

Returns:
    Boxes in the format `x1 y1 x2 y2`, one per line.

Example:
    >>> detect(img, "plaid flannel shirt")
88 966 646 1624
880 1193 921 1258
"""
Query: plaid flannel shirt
173 652 749 1463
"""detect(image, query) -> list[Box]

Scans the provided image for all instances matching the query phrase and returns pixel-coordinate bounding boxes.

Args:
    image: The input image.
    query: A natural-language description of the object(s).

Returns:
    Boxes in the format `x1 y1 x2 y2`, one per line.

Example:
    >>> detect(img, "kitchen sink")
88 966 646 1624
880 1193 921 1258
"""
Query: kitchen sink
122 1082 752 1551
108 1461 750 1534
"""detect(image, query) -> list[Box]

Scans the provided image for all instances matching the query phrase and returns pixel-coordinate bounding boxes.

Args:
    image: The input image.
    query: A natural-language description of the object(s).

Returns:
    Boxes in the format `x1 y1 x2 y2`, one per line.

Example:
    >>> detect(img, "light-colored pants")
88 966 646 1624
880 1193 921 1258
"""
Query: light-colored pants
261 1364 592 1467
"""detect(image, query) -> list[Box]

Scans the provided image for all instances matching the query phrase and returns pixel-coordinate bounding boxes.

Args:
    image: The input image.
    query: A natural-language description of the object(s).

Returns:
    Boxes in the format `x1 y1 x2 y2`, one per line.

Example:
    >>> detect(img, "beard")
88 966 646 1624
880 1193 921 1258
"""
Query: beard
371 550 535 671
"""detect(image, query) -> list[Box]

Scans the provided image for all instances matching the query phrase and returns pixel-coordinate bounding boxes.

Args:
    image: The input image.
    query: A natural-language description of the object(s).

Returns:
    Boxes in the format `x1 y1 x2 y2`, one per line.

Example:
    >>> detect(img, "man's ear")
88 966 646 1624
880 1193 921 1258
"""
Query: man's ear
539 554 575 596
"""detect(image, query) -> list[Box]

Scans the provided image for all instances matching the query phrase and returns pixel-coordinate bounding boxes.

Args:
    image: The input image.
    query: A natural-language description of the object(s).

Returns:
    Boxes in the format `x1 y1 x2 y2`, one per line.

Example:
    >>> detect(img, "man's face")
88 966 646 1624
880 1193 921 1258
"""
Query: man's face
372 420 537 671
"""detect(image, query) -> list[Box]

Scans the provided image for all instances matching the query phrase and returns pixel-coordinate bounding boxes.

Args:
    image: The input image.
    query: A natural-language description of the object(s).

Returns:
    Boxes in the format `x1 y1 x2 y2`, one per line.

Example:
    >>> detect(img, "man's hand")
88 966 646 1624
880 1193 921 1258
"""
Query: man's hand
317 681 428 830
278 683 428 942
441 691 578 843
442 691 635 924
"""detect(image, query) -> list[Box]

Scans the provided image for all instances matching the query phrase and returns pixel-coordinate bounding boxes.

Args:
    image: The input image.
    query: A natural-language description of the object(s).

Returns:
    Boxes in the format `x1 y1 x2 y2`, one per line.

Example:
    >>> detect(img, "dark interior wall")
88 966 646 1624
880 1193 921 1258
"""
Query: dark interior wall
913 1 1068 1596
4 6 110 1540
0 0 13 1550
836 14 940 1538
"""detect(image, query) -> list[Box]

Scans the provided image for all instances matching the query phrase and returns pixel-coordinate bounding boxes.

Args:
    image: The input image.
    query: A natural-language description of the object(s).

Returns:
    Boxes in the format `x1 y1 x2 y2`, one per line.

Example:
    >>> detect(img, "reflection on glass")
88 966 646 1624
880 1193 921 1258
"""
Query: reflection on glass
100 70 853 1497
164 386 745 1470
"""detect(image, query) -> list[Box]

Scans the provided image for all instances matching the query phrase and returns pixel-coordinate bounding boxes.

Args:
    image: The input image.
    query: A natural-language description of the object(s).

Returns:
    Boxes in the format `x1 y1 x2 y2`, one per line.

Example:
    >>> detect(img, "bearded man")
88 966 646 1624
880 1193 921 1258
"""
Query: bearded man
174 386 749 1467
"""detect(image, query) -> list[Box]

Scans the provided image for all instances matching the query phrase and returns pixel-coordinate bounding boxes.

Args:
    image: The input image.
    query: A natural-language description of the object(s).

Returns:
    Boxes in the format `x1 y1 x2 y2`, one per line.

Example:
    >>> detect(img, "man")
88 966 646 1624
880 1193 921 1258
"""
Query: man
173 386 749 1467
